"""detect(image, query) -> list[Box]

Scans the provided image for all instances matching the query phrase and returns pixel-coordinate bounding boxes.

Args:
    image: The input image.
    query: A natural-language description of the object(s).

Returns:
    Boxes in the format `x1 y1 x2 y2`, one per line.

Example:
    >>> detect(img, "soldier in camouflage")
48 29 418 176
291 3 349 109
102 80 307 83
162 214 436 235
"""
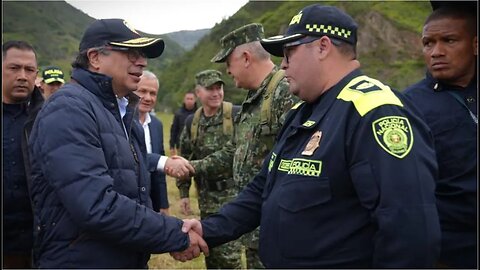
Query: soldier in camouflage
185 23 299 269
177 69 242 269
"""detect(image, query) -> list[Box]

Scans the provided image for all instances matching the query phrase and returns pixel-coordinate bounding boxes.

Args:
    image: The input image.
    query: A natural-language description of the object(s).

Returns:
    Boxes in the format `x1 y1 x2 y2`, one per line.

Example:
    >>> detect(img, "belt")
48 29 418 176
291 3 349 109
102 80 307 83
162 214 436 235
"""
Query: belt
206 179 235 191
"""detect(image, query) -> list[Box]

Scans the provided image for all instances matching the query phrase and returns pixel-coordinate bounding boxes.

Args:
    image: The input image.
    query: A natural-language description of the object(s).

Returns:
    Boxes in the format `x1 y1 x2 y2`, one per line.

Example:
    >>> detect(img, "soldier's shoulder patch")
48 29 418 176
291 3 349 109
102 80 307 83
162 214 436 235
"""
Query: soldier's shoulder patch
372 116 413 158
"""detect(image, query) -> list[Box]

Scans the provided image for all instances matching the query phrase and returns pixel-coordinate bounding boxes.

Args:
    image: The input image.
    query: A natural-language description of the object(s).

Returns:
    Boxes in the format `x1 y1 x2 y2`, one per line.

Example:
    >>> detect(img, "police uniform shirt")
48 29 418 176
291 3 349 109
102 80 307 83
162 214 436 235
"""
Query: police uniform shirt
201 69 441 268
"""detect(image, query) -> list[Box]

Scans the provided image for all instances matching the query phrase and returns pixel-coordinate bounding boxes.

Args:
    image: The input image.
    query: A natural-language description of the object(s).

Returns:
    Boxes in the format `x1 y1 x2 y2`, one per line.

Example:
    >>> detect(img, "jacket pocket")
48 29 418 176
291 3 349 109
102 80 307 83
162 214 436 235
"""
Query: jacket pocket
277 177 332 259
278 176 331 212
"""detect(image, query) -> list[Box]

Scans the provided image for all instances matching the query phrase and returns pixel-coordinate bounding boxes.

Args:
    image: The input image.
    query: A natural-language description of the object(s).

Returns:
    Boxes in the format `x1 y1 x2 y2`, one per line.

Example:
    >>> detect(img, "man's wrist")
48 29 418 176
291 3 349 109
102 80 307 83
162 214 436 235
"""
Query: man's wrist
157 155 168 171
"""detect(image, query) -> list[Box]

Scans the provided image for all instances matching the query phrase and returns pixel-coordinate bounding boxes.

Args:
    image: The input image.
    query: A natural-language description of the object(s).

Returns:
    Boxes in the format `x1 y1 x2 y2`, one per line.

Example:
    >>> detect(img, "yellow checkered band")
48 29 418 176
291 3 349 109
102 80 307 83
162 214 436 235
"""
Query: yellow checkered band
306 24 351 39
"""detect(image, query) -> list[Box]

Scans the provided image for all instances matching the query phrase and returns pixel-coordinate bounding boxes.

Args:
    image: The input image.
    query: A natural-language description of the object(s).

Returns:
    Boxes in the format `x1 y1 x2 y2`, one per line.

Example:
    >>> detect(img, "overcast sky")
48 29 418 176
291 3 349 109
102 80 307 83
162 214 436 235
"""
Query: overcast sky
66 0 249 35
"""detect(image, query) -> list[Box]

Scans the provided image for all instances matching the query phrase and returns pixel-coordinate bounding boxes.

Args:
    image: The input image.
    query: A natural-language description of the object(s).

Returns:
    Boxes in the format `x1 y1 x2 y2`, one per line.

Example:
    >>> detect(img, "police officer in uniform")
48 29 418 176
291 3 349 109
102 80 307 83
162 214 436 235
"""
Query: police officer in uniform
175 4 441 268
404 2 477 268
177 70 242 269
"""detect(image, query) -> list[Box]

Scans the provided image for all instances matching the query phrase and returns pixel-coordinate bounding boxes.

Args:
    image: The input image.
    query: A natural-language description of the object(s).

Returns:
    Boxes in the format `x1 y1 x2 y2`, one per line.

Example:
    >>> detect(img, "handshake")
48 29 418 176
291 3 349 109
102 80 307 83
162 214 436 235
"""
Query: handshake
170 219 207 262
164 156 195 179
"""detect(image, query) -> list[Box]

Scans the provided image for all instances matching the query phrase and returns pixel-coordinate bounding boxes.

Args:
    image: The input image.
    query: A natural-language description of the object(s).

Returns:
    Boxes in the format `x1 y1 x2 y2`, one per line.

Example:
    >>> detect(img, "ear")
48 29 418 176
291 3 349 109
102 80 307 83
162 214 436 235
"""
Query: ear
316 36 332 59
243 50 251 68
87 49 101 70
39 82 45 94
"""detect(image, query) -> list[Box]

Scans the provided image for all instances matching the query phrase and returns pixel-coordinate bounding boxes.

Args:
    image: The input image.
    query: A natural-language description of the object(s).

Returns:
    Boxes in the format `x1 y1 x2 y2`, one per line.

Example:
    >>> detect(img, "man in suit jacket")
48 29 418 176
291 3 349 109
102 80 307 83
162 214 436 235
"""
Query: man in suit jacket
136 70 169 214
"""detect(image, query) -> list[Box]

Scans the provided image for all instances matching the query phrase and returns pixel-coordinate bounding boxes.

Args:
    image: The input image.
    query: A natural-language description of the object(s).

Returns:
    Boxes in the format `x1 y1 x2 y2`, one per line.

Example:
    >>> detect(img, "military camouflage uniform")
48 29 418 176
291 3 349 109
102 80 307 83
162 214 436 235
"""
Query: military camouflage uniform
177 70 242 269
191 24 299 269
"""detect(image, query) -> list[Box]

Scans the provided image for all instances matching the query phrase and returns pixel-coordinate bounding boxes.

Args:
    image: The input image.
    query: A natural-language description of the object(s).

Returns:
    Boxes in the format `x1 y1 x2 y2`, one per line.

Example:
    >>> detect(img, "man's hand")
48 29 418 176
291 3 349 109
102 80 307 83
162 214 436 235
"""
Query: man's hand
165 156 195 178
179 198 192 216
181 218 203 236
170 220 208 262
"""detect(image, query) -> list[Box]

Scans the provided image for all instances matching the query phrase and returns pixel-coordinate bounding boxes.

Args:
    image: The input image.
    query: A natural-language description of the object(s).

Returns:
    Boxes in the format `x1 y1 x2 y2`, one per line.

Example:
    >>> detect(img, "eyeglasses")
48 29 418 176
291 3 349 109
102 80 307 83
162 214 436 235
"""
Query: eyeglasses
102 46 147 62
282 36 320 64
282 36 343 64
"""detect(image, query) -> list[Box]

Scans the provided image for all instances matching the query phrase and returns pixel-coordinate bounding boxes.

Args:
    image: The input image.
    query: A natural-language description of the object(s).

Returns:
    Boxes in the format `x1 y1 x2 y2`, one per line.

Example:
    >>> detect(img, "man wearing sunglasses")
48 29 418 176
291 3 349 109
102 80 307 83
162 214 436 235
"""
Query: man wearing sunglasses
176 4 440 268
28 19 207 268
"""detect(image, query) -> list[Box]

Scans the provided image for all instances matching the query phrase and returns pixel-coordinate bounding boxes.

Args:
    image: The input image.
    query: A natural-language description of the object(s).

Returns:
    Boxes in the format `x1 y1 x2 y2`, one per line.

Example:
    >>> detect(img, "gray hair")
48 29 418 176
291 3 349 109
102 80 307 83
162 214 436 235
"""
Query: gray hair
237 41 270 60
71 46 110 69
141 70 159 85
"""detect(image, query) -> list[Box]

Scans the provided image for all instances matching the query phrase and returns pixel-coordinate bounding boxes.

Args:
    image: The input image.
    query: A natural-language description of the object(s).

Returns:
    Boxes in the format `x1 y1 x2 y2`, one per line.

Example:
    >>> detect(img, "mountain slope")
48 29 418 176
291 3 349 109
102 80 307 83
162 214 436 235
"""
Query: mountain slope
159 1 431 108
2 1 186 78
166 29 211 50
3 1 433 112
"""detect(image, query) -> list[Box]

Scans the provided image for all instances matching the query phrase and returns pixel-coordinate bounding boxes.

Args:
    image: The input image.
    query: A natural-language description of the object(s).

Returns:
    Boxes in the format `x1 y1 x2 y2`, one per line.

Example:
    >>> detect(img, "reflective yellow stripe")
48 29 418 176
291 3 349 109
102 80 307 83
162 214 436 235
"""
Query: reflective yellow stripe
277 158 322 177
337 75 403 116
291 101 304 110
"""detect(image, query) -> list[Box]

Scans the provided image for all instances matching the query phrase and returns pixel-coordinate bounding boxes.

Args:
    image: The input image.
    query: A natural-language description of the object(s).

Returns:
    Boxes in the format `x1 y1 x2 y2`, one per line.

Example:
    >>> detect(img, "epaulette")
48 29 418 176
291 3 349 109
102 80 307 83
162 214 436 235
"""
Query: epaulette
337 75 403 116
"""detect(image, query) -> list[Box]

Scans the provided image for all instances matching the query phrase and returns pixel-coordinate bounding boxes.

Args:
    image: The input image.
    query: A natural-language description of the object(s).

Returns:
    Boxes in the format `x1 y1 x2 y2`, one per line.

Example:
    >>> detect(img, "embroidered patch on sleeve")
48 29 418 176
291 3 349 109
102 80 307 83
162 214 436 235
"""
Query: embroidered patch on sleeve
372 116 413 158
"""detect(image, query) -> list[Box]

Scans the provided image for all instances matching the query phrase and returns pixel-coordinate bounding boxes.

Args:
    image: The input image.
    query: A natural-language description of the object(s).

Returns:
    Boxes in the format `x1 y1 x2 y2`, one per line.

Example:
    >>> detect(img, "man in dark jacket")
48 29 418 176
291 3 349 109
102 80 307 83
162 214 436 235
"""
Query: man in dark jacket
170 91 196 155
404 3 477 268
135 70 170 215
28 19 207 268
2 40 44 269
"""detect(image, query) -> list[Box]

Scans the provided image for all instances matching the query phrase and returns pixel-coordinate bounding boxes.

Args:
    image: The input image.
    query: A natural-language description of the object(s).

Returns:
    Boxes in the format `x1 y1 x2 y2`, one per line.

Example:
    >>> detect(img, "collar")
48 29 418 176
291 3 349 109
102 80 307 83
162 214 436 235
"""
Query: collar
71 68 116 102
116 96 129 119
426 71 478 92
142 112 152 127
243 66 279 105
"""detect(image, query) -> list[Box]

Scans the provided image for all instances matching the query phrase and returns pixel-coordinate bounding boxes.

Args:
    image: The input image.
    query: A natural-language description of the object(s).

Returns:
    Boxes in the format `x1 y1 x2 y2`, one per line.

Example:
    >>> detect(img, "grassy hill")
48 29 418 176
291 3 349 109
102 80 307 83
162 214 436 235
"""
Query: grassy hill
3 1 433 112
2 1 186 79
159 1 432 109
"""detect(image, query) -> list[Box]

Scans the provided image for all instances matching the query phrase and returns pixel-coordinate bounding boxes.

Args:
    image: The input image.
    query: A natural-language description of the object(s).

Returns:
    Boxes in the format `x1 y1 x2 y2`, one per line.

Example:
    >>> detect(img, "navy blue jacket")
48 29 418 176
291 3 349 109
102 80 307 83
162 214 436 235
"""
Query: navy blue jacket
28 68 188 268
404 72 477 268
2 86 43 256
201 70 441 268
170 105 196 149
148 115 169 210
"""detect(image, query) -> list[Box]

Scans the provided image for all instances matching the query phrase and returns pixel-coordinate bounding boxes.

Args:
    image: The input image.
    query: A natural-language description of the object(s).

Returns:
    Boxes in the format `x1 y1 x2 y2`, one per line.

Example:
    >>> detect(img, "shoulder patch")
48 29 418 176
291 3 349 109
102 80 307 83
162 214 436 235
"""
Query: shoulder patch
372 116 413 158
337 75 403 116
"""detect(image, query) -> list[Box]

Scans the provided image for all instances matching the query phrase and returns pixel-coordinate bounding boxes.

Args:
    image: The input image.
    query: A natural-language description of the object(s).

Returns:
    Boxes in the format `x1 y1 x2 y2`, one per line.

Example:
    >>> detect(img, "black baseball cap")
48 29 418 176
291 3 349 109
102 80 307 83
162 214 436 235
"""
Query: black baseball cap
79 19 164 58
42 66 65 84
261 4 358 57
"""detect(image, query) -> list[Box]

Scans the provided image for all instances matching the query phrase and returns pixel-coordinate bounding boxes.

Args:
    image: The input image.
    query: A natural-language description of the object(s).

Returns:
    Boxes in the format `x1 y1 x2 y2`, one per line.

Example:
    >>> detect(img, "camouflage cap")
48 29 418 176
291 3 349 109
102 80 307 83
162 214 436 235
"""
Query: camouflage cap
211 23 265 63
195 69 224 88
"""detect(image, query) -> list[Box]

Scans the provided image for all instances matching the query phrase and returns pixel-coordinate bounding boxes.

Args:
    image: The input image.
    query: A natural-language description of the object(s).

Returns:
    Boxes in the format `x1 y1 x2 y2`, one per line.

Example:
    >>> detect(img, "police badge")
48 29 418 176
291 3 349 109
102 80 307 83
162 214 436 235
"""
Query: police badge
302 131 322 156
372 116 413 158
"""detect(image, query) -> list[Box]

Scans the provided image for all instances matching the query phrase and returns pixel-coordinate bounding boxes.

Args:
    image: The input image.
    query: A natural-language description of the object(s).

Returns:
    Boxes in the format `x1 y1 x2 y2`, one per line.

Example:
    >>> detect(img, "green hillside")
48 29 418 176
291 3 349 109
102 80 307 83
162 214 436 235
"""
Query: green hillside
3 1 433 112
159 1 432 109
2 1 185 79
